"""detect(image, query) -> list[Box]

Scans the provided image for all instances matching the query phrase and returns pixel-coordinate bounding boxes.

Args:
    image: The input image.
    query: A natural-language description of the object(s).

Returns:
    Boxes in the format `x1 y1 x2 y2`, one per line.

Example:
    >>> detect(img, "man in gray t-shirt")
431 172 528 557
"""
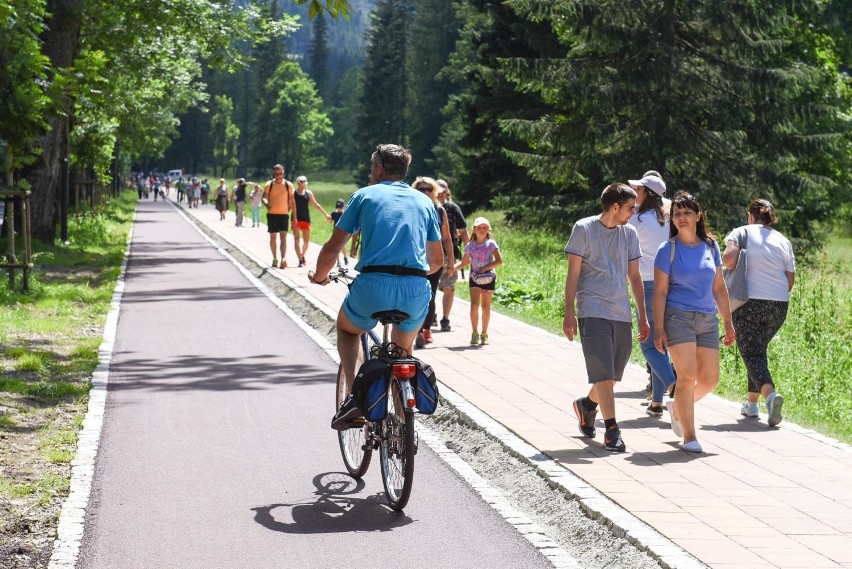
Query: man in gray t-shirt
564 183 649 452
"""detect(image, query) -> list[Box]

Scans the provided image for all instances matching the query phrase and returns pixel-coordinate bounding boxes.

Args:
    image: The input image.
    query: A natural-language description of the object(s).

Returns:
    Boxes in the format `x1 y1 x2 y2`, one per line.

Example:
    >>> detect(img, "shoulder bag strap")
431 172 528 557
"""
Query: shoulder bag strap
669 238 676 265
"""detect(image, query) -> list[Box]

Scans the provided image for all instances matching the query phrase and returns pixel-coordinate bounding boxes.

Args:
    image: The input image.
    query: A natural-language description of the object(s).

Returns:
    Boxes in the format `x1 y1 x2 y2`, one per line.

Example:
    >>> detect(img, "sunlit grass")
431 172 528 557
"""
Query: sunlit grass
0 479 37 498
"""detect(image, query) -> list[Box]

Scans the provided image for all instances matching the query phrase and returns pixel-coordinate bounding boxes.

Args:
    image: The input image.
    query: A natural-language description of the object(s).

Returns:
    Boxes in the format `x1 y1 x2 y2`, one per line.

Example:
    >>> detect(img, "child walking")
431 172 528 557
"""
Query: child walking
455 217 503 345
250 183 263 227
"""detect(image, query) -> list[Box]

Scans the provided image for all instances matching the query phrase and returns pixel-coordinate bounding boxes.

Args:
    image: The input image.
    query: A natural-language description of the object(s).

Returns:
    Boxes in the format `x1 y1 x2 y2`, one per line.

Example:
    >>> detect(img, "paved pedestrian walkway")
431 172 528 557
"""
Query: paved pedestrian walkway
181 199 852 569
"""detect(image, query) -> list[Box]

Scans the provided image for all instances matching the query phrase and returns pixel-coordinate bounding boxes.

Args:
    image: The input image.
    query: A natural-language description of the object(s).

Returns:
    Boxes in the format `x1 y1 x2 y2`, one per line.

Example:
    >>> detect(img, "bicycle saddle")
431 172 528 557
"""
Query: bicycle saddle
372 310 410 325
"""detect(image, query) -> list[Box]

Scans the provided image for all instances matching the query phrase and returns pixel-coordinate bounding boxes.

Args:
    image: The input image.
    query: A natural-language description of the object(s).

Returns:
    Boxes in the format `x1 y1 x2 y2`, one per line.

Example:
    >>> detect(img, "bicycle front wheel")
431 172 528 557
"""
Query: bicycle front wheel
379 379 415 511
336 343 372 478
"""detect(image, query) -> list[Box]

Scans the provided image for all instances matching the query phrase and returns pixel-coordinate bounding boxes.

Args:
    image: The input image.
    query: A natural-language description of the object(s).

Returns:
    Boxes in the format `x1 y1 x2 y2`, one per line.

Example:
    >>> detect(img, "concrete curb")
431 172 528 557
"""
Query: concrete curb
47 212 136 568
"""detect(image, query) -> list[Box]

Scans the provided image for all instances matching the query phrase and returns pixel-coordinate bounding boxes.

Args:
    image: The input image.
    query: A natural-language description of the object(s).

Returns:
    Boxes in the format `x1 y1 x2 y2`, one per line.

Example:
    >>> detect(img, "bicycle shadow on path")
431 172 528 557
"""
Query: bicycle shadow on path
252 473 413 534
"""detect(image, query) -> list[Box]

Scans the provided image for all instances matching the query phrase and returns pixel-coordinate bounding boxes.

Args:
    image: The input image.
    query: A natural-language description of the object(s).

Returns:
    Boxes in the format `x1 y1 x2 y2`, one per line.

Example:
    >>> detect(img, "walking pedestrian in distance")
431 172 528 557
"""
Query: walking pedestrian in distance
566 183 649 452
232 178 248 227
722 199 795 426
653 191 736 453
455 217 502 346
249 183 263 227
292 176 332 267
214 178 229 219
262 164 296 268
436 180 469 332
628 171 677 416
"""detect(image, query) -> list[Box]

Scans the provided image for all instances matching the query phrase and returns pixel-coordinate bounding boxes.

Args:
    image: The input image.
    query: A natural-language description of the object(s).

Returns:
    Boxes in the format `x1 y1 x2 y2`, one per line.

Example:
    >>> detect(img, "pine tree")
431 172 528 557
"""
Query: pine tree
309 13 331 102
502 0 849 245
434 0 563 209
404 0 460 178
354 0 412 185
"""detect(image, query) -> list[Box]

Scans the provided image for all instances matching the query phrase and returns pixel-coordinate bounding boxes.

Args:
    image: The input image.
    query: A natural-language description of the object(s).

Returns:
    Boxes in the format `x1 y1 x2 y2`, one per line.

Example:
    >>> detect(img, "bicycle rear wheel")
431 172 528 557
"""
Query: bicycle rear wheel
379 378 415 511
336 340 372 478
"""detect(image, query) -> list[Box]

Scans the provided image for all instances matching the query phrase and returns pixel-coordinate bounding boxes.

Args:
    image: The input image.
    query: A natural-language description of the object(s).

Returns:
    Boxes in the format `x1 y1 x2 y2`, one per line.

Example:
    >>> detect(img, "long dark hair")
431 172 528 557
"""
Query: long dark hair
635 170 666 225
670 191 716 247
636 192 666 225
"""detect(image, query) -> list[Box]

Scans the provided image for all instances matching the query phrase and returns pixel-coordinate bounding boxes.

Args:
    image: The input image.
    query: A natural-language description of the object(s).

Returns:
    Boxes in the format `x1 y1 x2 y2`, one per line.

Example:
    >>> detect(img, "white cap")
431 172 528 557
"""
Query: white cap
628 175 666 196
472 216 491 229
296 175 307 183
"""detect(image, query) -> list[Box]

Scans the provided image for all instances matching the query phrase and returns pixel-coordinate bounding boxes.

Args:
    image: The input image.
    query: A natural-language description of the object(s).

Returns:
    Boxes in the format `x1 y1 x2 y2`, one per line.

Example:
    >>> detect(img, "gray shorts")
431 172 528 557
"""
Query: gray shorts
438 270 459 290
578 318 632 383
663 307 720 349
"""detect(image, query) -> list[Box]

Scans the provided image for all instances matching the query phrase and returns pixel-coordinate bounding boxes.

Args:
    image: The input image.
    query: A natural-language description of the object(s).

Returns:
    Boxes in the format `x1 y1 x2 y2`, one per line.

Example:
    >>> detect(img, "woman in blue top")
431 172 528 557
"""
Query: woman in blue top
653 192 736 453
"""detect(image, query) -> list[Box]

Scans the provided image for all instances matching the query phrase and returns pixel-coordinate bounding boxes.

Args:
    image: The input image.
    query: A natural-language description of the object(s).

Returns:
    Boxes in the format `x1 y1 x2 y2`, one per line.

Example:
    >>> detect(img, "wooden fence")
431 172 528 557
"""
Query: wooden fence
0 189 33 291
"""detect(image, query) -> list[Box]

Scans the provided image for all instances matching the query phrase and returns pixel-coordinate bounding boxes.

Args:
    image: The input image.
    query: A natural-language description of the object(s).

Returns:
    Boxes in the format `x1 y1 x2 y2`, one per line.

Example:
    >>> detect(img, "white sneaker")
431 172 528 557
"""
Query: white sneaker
682 440 703 453
741 402 759 418
666 399 683 438
766 392 784 427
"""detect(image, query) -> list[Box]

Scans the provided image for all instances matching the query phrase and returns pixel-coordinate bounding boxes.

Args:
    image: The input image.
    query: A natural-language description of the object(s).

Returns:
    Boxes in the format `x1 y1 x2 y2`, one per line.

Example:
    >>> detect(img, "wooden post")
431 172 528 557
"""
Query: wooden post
5 145 16 288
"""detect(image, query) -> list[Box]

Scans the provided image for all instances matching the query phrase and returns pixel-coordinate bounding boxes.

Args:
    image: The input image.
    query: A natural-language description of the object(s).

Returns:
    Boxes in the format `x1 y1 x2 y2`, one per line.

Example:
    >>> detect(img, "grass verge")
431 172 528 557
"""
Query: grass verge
0 189 136 564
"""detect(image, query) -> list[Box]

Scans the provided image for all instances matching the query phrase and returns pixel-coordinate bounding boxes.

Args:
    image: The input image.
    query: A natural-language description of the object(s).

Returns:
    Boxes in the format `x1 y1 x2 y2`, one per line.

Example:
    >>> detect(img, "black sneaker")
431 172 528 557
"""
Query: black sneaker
331 395 365 431
604 428 626 452
440 318 451 331
572 397 597 438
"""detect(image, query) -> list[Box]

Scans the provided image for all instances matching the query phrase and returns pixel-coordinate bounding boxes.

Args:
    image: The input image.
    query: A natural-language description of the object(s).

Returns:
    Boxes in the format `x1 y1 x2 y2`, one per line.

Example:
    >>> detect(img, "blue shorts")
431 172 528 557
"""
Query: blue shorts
342 273 432 333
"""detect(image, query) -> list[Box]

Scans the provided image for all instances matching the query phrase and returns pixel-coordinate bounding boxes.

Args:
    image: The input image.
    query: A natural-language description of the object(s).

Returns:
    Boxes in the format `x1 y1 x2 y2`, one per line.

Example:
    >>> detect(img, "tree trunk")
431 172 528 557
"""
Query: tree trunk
22 0 82 243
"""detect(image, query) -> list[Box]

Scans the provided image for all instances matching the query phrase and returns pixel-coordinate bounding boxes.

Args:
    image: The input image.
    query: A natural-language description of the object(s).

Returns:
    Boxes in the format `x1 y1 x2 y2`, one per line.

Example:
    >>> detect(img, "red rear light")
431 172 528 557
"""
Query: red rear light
392 364 416 379
407 398 416 408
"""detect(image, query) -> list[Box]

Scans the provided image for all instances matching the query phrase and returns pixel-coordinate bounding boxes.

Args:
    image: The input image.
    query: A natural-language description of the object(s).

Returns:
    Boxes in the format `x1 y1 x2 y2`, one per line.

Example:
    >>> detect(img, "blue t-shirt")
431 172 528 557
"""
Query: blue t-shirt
654 239 722 313
337 181 441 272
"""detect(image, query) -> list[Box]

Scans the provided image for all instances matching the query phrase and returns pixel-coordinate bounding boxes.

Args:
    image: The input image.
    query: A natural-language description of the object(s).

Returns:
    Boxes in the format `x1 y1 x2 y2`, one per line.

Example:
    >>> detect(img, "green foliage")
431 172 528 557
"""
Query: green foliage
500 0 850 254
405 0 460 178
309 13 331 102
326 67 364 173
256 61 333 175
294 0 354 20
0 0 51 172
355 0 412 185
435 0 564 209
211 96 240 177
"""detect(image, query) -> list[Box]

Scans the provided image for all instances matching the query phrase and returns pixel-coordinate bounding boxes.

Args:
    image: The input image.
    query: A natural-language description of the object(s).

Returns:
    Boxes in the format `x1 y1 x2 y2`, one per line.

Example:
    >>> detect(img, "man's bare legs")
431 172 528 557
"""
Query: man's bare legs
269 231 287 267
588 380 617 421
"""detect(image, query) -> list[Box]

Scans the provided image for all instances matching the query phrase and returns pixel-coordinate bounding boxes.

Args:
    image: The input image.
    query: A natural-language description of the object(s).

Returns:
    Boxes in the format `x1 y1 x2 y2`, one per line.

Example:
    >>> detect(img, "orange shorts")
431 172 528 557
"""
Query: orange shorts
293 220 311 230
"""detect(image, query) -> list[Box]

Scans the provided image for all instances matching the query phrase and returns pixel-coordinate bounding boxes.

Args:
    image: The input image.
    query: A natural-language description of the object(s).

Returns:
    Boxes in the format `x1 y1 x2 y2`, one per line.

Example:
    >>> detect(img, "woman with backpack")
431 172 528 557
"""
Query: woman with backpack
653 192 735 453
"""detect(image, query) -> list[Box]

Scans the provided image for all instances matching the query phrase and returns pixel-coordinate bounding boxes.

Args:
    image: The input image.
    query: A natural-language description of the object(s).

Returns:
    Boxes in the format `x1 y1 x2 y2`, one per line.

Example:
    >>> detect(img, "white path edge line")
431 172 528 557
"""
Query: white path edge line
48 213 136 568
172 204 582 568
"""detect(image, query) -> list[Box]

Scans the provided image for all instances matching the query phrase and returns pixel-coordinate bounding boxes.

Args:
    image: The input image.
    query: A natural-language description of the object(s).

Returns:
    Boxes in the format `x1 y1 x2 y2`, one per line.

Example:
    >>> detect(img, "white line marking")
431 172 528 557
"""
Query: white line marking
48 213 135 568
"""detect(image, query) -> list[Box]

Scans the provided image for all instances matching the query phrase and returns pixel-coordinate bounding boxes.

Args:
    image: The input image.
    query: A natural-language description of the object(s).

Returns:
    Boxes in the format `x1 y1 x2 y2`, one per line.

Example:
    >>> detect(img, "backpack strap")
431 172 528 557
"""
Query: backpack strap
669 238 676 266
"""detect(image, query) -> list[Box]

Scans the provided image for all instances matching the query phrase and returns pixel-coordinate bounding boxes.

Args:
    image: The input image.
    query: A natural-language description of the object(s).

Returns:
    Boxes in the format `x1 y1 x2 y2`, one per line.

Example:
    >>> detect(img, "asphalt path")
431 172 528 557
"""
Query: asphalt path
78 200 553 568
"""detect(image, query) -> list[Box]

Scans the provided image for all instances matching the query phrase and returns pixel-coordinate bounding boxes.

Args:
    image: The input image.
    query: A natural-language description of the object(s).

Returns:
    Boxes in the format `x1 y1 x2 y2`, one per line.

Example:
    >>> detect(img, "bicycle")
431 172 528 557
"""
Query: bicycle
325 268 418 511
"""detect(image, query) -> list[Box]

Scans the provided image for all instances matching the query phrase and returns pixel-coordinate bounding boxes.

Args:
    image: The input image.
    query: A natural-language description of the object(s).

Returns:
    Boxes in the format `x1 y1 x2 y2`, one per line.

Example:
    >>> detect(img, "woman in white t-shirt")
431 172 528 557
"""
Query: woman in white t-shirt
722 199 795 427
628 171 677 416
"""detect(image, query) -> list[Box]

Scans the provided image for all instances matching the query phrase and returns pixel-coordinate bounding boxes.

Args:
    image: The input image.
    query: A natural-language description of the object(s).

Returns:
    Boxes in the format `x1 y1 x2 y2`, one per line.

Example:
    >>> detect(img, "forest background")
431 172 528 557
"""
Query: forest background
1 0 850 251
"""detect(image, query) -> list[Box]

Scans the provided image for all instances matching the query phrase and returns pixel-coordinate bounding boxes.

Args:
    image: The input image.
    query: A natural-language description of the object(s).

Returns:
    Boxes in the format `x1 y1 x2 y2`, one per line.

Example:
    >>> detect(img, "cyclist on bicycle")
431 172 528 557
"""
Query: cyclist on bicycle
309 143 444 388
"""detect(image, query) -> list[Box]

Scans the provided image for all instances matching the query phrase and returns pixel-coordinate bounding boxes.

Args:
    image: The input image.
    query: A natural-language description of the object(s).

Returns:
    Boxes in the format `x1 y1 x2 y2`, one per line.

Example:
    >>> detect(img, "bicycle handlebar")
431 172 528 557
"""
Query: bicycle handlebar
308 267 354 286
